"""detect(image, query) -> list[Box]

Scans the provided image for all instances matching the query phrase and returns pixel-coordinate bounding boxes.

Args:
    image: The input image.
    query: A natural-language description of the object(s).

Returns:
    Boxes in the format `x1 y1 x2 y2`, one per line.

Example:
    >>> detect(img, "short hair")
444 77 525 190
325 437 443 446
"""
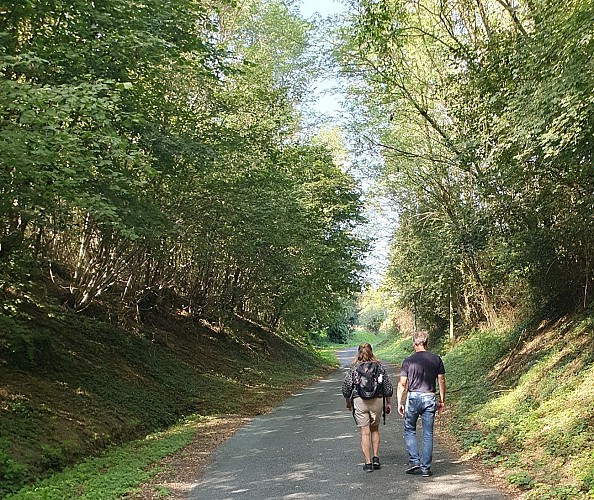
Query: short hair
412 331 429 346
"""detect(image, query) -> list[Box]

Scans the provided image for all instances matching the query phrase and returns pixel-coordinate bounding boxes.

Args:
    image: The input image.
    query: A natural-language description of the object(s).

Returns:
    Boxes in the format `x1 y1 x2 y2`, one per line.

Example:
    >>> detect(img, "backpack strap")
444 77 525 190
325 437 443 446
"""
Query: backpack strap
381 376 386 425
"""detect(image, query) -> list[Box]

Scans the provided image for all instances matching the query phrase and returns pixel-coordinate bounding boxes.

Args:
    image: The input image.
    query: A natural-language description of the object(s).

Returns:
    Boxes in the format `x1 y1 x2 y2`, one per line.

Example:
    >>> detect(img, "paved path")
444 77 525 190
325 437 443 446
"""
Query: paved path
189 348 506 499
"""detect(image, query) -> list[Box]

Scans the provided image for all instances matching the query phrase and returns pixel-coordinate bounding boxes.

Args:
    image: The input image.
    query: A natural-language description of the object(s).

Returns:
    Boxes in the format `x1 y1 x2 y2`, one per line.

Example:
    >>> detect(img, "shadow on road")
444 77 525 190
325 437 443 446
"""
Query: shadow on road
189 348 508 499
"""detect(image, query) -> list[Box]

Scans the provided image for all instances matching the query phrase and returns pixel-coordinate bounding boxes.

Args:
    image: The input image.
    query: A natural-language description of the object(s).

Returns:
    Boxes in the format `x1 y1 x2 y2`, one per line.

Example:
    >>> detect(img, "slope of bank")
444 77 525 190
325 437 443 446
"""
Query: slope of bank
377 311 594 499
0 291 334 498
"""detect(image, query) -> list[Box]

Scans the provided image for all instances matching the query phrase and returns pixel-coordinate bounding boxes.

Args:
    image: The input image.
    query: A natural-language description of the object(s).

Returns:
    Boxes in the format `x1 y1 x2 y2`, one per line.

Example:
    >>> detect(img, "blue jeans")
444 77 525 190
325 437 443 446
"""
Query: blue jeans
404 392 436 471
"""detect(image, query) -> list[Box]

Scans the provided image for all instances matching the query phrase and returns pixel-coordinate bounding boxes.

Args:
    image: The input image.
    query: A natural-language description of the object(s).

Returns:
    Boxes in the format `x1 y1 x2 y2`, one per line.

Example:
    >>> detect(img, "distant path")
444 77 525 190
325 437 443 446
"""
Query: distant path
189 348 507 499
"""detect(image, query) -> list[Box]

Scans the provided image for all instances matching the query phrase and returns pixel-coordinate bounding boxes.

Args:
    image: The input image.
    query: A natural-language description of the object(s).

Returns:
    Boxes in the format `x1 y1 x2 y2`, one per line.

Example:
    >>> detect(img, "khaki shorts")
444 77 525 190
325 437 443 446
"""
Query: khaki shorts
353 397 383 427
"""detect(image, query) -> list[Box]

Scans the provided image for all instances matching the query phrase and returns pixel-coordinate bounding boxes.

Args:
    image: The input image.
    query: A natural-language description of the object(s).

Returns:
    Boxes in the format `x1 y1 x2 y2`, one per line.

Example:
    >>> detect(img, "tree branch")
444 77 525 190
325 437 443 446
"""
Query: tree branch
494 0 528 36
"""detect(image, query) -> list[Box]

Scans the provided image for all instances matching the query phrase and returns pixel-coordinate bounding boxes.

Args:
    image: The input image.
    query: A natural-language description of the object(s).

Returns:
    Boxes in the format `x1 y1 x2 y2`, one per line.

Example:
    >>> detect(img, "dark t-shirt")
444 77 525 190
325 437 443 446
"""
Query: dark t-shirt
400 351 445 393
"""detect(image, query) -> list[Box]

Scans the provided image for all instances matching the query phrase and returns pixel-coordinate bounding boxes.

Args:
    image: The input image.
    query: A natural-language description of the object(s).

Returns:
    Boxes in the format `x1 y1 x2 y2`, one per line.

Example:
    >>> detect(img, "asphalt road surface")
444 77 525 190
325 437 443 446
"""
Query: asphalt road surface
189 348 507 500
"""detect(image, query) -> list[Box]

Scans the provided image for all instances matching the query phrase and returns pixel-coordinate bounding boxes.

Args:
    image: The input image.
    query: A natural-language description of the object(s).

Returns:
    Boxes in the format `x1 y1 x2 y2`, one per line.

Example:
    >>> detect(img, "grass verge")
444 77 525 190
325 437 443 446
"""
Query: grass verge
0 301 334 498
6 417 197 499
377 313 594 499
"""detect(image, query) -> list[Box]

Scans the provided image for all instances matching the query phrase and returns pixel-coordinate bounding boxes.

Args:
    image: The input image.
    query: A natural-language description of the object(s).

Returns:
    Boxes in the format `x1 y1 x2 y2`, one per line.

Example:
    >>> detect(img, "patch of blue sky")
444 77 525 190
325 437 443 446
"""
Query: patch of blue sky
299 0 344 18
297 0 394 286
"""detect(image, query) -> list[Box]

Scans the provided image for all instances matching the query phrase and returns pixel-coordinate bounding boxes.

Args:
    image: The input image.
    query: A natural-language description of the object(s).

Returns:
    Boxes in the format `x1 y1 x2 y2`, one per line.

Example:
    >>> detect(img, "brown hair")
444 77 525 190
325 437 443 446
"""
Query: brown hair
353 342 379 363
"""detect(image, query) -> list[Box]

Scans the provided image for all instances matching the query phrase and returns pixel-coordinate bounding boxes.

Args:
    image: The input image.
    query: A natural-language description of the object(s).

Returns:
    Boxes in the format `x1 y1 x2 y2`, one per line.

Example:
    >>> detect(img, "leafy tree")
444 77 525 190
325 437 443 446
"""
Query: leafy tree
0 0 368 340
337 0 594 330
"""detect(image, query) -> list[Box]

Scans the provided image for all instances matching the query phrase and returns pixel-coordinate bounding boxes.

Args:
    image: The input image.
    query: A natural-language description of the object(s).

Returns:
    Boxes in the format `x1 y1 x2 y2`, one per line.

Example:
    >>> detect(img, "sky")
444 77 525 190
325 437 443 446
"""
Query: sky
298 0 345 119
300 0 344 17
298 0 395 287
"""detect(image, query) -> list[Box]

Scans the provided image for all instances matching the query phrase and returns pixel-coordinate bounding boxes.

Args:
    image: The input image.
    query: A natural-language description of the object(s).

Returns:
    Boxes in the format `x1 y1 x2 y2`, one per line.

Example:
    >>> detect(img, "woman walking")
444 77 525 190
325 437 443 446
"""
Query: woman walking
342 342 393 472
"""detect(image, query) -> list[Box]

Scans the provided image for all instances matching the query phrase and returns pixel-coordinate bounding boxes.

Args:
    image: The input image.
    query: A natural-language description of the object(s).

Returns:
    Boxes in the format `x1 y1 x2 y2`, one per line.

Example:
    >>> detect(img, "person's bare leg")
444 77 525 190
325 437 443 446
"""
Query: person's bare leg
360 426 372 463
370 424 380 457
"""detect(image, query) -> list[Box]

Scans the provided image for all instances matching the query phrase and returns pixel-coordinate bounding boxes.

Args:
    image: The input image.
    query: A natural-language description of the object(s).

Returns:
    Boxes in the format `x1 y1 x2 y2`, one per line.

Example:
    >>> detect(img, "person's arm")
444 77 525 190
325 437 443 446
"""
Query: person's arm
397 376 408 416
380 366 393 414
342 369 353 410
437 374 446 414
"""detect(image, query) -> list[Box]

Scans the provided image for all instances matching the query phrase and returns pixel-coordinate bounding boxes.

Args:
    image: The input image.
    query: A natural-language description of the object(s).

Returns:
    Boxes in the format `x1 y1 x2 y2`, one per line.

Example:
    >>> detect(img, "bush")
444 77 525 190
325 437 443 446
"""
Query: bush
0 444 27 497
326 323 349 343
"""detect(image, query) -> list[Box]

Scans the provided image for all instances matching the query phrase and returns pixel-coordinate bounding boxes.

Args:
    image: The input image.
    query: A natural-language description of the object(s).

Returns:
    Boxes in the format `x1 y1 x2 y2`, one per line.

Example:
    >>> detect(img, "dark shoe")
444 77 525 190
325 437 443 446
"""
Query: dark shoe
421 469 432 477
405 464 421 474
363 463 373 472
372 456 381 469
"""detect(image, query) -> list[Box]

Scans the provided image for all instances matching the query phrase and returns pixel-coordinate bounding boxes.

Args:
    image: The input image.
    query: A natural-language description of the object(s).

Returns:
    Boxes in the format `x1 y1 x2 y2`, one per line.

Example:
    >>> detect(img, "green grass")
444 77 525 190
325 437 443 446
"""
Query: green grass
312 329 389 367
0 303 334 497
371 316 594 498
442 317 594 498
347 329 389 348
374 335 413 365
5 418 197 499
11 291 594 498
316 328 389 349
313 348 340 367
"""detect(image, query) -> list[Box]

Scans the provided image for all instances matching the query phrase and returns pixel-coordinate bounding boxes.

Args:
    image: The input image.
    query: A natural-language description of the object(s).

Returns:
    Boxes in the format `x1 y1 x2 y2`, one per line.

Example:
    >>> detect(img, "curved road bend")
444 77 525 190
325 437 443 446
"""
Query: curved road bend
189 348 506 500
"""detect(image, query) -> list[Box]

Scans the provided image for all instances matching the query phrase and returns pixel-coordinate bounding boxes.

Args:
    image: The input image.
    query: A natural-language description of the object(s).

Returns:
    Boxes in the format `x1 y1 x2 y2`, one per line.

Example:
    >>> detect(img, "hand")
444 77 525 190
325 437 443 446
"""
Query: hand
398 404 405 416
346 402 351 411
385 403 391 415
437 401 445 414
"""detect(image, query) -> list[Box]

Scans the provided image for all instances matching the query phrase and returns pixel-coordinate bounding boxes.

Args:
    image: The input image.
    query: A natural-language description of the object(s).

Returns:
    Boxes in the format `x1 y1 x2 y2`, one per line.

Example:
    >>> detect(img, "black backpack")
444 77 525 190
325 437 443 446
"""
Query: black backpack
350 361 387 424
354 361 381 399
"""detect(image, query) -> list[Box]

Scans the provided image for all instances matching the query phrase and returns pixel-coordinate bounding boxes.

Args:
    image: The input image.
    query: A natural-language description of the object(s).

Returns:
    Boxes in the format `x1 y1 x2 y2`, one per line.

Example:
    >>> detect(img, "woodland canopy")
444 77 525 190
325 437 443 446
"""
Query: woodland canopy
3 0 594 339
338 0 594 330
0 0 366 338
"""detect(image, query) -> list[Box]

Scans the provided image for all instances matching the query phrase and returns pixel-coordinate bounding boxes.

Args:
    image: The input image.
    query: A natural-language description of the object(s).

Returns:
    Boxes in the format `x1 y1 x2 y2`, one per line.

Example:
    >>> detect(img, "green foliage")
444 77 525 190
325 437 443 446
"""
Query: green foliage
38 445 67 472
5 420 196 499
0 439 27 497
0 0 365 330
444 329 515 411
356 288 388 333
431 311 594 497
506 471 534 490
357 307 384 333
317 298 359 344
347 329 387 348
369 311 594 496
524 485 584 500
9 331 55 371
312 348 340 367
0 298 334 494
338 0 594 330
326 322 349 343
374 335 412 365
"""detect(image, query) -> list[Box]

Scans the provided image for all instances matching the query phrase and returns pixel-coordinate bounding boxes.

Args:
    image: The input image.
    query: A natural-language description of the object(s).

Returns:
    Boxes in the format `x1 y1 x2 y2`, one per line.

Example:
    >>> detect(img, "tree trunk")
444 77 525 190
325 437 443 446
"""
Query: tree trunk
449 287 455 342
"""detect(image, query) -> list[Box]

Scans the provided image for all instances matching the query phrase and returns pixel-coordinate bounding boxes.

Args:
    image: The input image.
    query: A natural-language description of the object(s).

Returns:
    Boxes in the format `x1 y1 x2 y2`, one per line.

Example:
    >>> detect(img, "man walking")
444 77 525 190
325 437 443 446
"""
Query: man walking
397 330 446 477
